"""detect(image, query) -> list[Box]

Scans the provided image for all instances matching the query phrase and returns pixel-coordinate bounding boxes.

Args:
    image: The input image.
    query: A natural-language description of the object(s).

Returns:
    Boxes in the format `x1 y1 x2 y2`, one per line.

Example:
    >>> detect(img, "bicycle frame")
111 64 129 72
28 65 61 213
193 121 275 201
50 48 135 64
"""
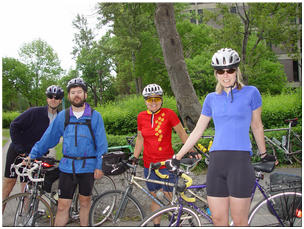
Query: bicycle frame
110 164 178 222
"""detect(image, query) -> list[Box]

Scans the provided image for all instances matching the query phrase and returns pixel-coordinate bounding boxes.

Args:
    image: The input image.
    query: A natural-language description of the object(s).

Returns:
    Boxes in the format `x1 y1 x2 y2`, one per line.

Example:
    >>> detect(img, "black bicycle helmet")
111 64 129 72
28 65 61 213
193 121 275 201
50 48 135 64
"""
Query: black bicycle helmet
66 77 87 93
45 85 64 100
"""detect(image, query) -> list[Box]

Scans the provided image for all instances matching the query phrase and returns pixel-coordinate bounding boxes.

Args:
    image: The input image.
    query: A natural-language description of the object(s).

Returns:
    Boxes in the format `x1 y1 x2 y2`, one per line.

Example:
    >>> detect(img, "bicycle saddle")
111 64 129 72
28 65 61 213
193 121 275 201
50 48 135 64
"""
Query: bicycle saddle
252 161 275 173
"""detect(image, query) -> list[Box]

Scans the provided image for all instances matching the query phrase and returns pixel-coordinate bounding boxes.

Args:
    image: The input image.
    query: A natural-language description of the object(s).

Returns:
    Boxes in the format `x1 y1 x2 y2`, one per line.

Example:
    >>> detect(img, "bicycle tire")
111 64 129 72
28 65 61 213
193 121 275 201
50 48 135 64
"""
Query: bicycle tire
69 175 116 220
89 190 145 226
2 192 54 226
139 205 201 227
248 191 302 226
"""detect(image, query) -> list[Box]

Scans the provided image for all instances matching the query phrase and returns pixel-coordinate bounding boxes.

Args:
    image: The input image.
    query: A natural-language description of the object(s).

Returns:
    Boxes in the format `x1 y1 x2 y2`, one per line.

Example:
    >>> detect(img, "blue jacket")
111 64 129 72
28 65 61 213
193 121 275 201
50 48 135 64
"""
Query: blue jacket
30 103 108 174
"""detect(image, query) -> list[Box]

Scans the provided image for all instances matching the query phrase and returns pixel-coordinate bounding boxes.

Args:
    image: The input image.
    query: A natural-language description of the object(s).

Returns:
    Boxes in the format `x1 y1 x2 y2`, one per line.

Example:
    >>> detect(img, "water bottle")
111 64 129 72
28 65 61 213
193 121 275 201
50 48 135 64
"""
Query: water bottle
281 135 287 147
272 137 281 146
52 191 59 201
205 207 211 216
156 190 164 199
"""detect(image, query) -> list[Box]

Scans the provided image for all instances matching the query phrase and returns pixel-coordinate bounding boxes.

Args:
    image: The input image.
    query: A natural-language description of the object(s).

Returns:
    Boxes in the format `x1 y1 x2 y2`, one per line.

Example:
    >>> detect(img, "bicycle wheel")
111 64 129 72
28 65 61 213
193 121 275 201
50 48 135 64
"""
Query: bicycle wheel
69 175 116 220
2 192 54 226
92 175 116 201
89 190 145 226
248 192 302 226
290 134 302 164
139 205 201 227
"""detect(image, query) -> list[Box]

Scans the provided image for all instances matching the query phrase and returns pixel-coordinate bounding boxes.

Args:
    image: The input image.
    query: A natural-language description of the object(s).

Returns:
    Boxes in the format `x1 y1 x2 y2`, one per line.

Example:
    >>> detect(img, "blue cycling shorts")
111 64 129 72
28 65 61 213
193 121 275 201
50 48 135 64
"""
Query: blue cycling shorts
144 168 175 192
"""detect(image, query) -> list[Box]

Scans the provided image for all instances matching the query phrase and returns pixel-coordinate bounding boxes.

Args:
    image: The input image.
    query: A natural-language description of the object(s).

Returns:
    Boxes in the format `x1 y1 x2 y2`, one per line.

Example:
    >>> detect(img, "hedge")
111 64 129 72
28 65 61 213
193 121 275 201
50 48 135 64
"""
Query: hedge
3 89 302 134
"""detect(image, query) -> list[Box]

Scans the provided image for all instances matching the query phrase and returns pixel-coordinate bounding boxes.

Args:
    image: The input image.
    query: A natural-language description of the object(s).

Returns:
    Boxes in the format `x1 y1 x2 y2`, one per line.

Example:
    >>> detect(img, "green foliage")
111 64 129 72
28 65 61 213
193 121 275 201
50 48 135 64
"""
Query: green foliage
2 112 20 128
261 88 302 128
18 39 62 106
2 57 33 111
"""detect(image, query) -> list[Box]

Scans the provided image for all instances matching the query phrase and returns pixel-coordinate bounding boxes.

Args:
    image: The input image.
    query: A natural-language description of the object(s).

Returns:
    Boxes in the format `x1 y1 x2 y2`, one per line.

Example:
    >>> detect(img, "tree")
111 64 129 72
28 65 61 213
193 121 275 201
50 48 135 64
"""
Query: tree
72 14 113 106
98 3 163 95
18 39 62 106
154 3 201 130
2 57 33 110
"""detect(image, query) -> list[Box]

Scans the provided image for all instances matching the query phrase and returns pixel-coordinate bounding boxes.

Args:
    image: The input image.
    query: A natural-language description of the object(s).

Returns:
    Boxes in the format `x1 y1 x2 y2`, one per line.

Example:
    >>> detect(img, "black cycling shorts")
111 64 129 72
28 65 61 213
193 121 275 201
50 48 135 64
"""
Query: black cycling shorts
4 143 28 182
43 168 60 193
206 150 255 198
58 172 94 199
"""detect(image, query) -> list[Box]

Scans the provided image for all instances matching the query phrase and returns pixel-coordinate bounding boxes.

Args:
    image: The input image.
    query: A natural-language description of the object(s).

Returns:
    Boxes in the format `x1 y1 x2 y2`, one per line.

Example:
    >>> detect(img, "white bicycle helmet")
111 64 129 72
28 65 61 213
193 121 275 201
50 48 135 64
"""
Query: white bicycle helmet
45 85 64 100
142 84 163 98
67 77 87 92
211 48 240 70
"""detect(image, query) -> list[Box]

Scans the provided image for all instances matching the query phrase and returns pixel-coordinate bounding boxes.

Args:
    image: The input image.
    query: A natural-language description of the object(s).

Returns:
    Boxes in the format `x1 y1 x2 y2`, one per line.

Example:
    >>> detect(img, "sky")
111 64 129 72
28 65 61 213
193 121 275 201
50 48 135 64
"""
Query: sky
0 0 106 71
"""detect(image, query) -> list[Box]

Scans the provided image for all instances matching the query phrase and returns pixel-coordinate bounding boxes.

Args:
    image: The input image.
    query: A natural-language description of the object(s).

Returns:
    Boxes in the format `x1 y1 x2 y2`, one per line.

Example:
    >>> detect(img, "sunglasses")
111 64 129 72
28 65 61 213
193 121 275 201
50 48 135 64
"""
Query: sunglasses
216 69 236 75
47 95 60 100
146 97 162 103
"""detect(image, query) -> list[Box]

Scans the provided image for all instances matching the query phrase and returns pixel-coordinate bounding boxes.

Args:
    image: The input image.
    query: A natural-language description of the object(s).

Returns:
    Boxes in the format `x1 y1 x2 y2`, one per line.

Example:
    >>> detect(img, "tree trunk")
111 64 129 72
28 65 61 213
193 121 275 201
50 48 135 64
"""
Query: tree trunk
154 3 201 131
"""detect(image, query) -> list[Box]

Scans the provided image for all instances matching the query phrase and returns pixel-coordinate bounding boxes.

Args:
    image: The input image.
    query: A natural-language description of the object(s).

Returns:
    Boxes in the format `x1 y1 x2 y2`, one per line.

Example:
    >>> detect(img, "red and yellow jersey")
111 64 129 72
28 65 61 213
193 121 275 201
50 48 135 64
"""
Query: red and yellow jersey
137 108 180 168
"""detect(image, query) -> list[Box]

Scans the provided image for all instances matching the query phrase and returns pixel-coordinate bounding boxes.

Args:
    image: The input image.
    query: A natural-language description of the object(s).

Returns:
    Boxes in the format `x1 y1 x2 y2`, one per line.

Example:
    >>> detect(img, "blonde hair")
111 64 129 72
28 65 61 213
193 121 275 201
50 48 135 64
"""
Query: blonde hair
214 67 244 94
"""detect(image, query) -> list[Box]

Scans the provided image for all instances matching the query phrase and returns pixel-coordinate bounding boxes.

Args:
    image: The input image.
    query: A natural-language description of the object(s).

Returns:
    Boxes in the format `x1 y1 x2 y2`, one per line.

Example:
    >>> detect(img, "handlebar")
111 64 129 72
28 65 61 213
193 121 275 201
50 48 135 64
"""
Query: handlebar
14 162 45 183
13 157 59 183
149 161 196 203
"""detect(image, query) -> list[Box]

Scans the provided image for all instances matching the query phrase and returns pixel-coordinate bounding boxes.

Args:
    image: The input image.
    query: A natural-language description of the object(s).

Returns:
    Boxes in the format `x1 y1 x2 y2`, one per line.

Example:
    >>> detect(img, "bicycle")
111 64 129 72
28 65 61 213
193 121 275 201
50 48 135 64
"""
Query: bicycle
251 118 302 164
2 157 116 226
139 160 302 227
88 156 199 226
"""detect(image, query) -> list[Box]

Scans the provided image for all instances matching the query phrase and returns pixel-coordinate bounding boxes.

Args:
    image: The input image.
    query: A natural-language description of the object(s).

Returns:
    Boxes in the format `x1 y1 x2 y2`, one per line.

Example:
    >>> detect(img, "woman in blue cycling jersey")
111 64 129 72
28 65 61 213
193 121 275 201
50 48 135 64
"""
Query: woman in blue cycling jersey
171 48 276 226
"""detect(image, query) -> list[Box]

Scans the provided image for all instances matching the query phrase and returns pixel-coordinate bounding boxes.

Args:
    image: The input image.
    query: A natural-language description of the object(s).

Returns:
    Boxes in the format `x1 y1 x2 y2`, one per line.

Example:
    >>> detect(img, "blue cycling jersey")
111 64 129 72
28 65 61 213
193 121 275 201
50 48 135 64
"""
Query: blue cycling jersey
202 86 262 154
30 103 108 174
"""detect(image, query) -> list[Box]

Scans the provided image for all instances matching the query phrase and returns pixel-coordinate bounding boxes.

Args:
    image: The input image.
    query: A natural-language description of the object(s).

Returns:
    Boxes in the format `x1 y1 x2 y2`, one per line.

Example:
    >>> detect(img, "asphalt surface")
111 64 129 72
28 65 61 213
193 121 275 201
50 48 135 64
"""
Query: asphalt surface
2 138 302 226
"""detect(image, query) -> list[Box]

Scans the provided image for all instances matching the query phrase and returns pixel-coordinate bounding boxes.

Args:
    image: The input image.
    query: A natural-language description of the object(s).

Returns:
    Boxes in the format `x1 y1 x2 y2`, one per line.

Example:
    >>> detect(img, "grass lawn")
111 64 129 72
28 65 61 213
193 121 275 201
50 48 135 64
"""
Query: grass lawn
2 129 10 147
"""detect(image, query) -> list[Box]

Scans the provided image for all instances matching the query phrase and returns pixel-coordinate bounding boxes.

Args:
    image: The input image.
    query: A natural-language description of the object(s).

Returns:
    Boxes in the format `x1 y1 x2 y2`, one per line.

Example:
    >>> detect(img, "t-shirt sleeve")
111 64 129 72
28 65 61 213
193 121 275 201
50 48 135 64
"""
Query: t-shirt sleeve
250 86 262 110
168 109 180 127
201 94 212 117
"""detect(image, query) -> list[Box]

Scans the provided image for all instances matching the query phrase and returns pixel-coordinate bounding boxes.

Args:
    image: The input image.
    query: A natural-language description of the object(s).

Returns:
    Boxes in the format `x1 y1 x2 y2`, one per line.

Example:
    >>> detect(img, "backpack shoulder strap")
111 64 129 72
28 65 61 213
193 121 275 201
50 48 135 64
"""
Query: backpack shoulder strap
86 108 97 150
64 108 70 130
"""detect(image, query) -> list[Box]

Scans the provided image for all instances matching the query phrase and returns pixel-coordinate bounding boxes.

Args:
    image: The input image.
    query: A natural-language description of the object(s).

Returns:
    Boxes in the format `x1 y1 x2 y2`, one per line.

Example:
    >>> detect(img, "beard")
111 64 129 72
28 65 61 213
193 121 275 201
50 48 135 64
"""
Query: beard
70 96 86 107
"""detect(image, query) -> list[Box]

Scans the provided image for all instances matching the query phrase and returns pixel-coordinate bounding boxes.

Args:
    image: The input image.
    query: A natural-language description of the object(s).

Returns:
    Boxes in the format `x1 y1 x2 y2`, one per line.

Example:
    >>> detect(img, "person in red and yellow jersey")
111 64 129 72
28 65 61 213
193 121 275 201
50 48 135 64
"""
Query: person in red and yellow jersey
133 83 194 226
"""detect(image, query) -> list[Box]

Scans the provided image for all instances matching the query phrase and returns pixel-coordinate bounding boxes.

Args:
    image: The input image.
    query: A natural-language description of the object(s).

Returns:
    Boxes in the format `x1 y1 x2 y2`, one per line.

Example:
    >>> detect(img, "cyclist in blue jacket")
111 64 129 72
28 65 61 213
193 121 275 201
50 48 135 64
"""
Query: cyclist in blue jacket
167 48 276 226
28 78 108 226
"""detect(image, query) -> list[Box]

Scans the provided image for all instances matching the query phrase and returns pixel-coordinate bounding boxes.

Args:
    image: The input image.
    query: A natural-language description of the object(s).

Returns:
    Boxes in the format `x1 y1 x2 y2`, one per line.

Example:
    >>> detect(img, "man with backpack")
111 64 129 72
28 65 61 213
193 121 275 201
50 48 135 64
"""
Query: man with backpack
28 78 108 226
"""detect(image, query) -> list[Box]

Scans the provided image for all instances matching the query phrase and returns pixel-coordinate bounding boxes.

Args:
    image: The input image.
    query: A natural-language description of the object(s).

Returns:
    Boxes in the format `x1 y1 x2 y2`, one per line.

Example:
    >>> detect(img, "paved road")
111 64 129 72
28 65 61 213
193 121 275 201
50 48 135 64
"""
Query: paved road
2 138 302 226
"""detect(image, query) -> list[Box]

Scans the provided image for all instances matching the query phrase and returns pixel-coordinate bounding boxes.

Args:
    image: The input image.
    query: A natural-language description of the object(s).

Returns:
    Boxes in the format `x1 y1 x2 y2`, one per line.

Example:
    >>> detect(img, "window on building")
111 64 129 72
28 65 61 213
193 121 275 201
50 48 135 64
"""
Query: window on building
198 9 203 24
190 10 196 24
230 6 237 14
293 60 299 82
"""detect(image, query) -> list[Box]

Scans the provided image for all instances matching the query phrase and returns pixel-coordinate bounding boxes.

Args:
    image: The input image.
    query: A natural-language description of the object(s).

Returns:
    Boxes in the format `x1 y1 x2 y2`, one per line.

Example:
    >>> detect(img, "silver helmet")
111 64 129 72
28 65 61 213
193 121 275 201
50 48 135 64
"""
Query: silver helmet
211 48 240 70
67 77 87 93
45 85 64 100
142 84 163 98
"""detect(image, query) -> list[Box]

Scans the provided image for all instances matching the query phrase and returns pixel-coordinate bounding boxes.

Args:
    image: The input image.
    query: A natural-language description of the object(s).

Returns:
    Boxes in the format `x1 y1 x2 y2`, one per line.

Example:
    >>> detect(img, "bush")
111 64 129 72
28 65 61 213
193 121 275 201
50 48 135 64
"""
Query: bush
261 89 302 128
2 111 20 128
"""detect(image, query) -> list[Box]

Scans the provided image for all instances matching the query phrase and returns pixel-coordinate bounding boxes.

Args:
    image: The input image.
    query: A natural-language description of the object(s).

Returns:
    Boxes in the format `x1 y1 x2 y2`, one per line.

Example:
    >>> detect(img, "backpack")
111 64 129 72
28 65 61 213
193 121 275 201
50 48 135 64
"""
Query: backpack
64 108 96 150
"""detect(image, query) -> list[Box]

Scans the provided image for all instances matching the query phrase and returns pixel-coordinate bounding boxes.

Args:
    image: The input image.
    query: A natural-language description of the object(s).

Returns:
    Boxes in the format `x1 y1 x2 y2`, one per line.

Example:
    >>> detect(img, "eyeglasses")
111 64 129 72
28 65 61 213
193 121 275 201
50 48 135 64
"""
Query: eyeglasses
216 69 236 75
146 97 162 103
47 95 60 100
